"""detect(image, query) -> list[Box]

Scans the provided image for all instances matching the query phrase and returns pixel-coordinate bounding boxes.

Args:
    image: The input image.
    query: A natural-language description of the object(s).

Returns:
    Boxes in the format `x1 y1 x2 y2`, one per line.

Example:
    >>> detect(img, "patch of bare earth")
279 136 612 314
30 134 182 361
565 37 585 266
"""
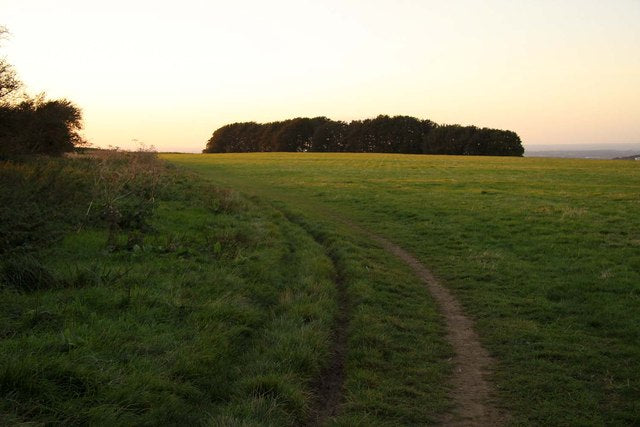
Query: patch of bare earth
343 220 508 426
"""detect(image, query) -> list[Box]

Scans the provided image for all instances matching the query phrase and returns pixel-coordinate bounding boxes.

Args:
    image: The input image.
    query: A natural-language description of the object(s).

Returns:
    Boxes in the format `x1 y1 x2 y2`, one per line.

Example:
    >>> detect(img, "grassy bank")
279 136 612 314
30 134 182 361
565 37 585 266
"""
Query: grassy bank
1 154 338 425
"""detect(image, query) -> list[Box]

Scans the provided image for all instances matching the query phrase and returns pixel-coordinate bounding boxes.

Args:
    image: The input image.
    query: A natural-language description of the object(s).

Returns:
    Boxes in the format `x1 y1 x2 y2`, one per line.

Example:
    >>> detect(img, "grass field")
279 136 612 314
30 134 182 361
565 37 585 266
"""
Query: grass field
0 154 450 425
2 152 638 425
166 153 640 425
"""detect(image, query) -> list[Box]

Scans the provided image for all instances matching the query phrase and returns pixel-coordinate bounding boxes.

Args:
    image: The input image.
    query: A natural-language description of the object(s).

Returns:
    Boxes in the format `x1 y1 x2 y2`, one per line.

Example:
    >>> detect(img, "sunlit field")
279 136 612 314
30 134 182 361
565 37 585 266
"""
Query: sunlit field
167 153 640 425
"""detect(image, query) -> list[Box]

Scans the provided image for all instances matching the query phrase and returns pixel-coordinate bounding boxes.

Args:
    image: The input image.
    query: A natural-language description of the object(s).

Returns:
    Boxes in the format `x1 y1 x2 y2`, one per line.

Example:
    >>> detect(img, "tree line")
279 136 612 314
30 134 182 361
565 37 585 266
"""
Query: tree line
0 26 84 158
203 115 524 156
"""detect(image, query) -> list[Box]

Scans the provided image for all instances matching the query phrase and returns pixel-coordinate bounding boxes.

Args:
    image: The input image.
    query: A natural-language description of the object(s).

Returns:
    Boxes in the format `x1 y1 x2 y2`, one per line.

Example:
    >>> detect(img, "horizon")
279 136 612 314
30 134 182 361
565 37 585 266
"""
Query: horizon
3 0 640 152
146 140 640 155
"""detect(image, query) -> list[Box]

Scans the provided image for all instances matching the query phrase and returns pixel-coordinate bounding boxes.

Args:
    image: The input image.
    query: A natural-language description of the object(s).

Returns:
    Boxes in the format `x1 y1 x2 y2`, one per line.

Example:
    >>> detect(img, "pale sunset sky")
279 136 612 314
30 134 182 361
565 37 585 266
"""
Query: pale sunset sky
2 0 639 152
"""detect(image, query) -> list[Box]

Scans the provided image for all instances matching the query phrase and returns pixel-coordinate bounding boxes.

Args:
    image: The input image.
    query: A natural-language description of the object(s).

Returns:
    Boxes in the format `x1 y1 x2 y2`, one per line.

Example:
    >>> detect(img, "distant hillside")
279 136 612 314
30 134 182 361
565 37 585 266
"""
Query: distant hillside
613 154 640 161
525 149 640 159
525 143 640 159
203 115 524 156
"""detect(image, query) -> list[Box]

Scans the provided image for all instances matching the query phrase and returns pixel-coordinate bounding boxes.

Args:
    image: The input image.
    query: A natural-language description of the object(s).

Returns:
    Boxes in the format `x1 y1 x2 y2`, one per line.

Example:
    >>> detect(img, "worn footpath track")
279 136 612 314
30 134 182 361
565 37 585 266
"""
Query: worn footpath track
269 204 506 425
206 182 506 425
277 210 350 426
304 267 349 426
340 218 507 426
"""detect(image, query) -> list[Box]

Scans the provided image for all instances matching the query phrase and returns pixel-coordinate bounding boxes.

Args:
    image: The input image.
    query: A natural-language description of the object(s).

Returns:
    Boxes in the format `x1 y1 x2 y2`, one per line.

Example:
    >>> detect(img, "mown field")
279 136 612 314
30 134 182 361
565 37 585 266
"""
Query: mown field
166 153 640 425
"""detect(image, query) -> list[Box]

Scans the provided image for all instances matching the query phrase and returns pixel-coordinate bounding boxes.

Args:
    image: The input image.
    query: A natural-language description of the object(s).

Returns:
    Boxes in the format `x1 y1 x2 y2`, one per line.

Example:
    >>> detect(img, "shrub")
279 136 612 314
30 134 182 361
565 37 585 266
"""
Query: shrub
0 157 94 254
0 95 85 158
90 147 167 247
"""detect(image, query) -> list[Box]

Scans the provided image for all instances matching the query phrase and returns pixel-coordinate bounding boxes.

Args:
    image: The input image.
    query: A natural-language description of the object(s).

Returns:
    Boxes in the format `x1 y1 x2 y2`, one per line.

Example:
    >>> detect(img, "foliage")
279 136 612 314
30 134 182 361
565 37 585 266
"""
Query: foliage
0 148 172 259
90 147 166 247
0 95 85 157
203 115 524 156
0 25 84 157
0 157 94 254
0 57 21 105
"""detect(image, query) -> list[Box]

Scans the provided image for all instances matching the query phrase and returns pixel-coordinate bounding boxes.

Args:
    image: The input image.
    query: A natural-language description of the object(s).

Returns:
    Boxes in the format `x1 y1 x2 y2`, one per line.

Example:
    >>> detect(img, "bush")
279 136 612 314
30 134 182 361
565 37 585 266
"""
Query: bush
0 157 94 254
91 148 166 247
0 148 168 255
0 95 85 158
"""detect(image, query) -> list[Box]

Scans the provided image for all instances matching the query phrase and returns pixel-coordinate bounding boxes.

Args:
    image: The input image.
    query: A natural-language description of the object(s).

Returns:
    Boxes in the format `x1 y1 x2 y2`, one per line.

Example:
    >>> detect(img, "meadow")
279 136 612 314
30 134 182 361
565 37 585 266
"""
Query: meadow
0 153 449 425
1 152 638 425
167 153 640 425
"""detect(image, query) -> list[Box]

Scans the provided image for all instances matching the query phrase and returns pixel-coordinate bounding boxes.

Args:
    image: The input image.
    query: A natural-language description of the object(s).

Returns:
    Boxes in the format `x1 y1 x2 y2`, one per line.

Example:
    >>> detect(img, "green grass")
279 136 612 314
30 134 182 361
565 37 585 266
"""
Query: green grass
4 152 638 425
1 156 339 425
166 152 640 425
277 206 451 425
1 154 451 425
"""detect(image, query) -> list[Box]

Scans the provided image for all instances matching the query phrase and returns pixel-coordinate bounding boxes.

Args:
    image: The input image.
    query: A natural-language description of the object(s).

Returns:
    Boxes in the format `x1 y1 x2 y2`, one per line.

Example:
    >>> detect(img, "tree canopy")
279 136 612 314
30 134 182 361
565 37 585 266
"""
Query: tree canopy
0 25 85 158
203 115 524 156
0 96 84 157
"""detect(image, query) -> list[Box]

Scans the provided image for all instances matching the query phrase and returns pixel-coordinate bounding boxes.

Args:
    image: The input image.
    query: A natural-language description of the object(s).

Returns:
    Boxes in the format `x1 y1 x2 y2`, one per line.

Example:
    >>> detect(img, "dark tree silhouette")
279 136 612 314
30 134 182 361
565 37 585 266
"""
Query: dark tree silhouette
311 120 348 152
0 25 85 157
272 118 312 151
203 115 524 157
0 96 85 157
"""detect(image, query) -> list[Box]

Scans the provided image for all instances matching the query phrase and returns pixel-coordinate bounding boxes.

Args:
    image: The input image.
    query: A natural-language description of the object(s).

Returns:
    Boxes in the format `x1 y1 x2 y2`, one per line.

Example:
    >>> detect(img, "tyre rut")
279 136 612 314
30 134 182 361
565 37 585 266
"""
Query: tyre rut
277 209 350 426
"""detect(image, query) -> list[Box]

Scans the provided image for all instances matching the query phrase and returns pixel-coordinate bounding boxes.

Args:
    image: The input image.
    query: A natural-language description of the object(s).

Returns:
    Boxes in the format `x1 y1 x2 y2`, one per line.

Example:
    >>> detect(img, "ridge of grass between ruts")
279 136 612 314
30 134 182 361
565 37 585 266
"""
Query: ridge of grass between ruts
273 203 452 425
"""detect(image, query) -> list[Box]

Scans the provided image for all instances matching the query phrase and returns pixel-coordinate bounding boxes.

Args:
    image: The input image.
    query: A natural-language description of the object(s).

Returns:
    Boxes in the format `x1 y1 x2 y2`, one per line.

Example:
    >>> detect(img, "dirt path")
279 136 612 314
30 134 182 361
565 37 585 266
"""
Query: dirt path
274 203 505 425
342 219 507 426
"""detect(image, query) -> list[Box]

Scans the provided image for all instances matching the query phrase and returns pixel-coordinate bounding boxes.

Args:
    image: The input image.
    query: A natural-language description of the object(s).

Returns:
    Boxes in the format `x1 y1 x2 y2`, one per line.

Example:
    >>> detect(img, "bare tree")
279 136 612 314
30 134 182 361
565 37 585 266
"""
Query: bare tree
0 26 23 105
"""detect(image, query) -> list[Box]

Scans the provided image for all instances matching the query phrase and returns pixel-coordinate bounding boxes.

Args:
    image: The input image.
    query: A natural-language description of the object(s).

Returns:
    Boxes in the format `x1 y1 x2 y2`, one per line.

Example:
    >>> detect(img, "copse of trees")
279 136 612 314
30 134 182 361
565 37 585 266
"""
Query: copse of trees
203 115 524 156
0 95 84 157
0 26 85 158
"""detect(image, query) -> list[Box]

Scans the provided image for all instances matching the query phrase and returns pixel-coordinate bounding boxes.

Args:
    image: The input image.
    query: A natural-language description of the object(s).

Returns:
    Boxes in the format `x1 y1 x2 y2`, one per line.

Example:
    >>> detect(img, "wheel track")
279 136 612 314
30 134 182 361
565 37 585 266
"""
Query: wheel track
235 192 506 425
304 264 348 427
276 209 350 426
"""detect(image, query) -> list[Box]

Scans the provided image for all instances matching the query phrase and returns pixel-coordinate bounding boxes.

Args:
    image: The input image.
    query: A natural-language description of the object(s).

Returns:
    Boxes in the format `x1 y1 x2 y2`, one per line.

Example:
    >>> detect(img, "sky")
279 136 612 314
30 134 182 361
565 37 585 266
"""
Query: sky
2 0 639 152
